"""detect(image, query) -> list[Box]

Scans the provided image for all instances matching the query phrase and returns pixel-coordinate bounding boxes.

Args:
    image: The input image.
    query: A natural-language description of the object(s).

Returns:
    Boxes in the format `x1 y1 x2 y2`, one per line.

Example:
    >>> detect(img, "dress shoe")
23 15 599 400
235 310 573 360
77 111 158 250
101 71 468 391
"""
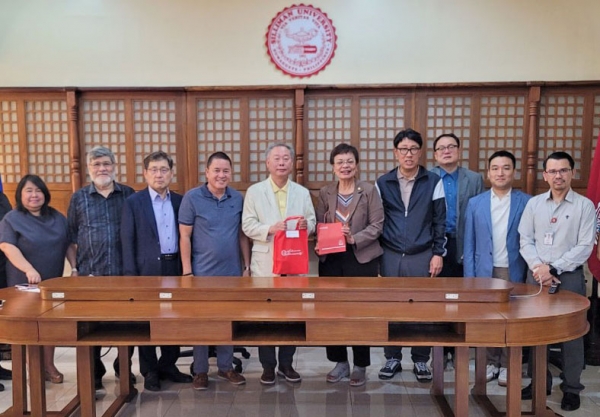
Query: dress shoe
521 383 551 400
143 371 161 392
277 366 301 382
158 369 193 383
95 378 104 391
260 368 276 385
0 383 4 392
0 365 12 380
115 369 137 384
561 392 580 411
45 370 64 384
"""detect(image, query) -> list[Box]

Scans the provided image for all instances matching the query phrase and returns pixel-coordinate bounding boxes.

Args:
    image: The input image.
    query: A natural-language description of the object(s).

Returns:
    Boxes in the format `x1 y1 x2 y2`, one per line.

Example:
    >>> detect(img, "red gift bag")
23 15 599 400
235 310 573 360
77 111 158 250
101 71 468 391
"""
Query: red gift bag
272 216 309 275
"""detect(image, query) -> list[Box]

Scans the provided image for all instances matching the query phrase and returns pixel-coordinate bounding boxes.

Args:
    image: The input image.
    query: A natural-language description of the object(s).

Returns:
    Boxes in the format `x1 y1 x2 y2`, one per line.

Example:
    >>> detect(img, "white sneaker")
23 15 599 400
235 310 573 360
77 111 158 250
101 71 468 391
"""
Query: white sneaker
498 367 507 386
326 361 350 383
486 364 499 382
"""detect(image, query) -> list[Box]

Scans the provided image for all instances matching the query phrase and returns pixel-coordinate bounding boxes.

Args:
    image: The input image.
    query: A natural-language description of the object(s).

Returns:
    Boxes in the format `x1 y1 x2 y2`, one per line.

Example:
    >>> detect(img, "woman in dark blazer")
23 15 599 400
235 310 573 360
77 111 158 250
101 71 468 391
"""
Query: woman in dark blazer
315 143 384 386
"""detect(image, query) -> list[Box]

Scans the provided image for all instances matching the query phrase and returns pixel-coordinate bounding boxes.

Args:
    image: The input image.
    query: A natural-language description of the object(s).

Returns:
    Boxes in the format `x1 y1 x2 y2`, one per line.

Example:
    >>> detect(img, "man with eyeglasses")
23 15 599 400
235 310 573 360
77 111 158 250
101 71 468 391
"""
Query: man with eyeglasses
430 133 484 370
430 133 484 279
376 128 446 382
67 146 135 391
518 151 595 411
120 151 192 391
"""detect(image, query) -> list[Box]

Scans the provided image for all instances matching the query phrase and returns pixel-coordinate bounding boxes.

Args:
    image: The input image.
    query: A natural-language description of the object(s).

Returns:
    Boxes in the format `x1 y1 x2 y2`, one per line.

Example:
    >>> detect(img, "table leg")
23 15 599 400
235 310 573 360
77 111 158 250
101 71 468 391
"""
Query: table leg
27 345 46 417
454 346 469 417
431 346 444 395
77 346 96 417
11 345 27 416
506 346 522 417
531 345 549 415
472 347 487 396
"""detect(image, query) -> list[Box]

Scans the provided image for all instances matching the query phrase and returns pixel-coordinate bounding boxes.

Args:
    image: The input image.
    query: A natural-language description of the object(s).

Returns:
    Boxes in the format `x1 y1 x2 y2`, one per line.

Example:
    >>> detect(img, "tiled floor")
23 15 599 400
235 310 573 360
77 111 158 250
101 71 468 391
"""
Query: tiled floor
0 346 599 416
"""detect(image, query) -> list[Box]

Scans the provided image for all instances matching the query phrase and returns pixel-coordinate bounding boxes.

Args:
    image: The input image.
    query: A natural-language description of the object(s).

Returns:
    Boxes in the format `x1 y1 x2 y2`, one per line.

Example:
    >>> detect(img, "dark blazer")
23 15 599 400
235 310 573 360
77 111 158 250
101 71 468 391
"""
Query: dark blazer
315 180 384 264
463 189 531 283
121 188 183 276
430 166 484 263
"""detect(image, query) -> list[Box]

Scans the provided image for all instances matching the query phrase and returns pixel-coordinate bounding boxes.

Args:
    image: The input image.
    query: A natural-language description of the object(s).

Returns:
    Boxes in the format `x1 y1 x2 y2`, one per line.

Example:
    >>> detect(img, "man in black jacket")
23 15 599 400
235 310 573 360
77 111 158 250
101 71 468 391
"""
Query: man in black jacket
376 128 446 383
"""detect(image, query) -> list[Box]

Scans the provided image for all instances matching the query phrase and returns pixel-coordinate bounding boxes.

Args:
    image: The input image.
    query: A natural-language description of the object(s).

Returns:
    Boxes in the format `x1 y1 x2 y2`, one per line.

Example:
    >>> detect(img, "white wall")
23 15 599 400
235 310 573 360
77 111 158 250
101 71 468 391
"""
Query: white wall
0 0 598 87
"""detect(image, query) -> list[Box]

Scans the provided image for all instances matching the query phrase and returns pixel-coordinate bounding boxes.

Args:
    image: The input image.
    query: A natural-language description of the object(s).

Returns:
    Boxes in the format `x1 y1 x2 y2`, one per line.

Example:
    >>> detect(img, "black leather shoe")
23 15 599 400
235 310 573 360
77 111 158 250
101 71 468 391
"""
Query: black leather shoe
94 378 104 391
521 383 552 400
159 369 193 383
114 369 137 384
0 382 4 392
0 365 12 380
561 392 580 411
144 371 161 391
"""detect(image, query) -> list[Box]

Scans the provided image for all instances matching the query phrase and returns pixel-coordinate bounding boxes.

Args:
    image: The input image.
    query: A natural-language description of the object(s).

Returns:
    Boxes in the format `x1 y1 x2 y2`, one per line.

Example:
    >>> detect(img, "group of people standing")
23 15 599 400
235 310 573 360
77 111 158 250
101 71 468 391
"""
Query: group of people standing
0 128 595 412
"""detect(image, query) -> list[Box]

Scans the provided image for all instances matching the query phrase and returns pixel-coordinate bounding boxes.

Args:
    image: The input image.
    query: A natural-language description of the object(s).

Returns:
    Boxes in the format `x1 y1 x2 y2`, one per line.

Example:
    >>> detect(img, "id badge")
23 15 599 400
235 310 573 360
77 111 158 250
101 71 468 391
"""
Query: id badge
544 232 554 245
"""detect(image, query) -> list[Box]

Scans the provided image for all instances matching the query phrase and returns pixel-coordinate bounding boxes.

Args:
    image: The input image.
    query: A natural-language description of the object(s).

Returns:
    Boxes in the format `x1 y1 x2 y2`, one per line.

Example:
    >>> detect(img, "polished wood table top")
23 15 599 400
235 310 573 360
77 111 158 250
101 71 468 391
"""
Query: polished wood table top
0 276 590 417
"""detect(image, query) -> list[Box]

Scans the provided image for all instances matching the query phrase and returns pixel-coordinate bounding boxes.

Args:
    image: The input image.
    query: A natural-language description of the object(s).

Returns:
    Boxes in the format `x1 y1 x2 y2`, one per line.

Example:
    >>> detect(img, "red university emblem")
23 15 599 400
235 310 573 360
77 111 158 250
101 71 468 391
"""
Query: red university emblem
266 4 337 78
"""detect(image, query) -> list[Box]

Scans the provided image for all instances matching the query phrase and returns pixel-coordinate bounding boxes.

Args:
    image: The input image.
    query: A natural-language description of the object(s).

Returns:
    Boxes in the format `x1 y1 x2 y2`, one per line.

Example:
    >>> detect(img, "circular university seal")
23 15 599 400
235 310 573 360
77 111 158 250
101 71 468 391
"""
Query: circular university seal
266 4 337 78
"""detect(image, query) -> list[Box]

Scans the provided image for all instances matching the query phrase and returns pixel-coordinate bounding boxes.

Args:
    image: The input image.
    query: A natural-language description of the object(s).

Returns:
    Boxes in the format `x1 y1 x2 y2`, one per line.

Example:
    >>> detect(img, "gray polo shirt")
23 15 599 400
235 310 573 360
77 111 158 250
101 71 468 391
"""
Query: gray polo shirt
179 184 243 276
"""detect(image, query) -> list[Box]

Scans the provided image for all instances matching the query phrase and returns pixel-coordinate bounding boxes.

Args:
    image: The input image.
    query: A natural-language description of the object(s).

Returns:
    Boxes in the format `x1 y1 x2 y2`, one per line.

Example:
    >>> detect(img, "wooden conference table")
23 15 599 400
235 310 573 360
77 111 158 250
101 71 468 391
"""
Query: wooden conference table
0 276 590 417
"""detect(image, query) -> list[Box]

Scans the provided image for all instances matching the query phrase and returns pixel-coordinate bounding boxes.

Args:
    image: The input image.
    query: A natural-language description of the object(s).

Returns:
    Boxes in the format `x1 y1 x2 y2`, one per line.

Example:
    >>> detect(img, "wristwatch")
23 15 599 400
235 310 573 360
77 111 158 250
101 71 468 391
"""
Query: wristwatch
549 265 559 277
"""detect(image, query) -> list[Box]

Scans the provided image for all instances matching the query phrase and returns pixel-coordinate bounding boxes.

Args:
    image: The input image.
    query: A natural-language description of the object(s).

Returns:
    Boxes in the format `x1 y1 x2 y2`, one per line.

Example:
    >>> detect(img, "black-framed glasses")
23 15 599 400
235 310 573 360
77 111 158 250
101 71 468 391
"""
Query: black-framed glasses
395 147 421 155
435 144 459 153
545 168 572 176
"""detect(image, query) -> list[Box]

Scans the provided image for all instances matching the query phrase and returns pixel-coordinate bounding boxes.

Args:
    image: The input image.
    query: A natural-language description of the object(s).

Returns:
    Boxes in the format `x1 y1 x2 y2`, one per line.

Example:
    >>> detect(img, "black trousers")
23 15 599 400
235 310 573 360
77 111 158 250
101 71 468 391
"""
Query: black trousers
139 257 182 376
319 246 379 367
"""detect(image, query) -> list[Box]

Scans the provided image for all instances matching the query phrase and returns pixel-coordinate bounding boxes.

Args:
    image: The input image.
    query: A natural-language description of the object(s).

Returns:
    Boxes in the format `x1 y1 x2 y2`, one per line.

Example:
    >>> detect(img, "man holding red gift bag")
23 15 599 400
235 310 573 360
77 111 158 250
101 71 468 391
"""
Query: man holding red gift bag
242 143 316 385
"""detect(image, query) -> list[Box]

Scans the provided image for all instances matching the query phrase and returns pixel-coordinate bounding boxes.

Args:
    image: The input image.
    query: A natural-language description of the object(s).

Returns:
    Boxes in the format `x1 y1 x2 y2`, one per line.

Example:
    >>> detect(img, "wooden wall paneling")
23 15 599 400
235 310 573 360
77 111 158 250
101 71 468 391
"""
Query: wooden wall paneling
79 93 128 185
131 97 181 191
537 88 587 192
185 93 199 192
0 98 21 199
295 89 305 185
304 91 353 190
124 98 136 186
478 90 528 189
525 86 541 195
247 93 295 187
469 95 482 176
422 92 474 170
356 92 410 184
66 90 82 191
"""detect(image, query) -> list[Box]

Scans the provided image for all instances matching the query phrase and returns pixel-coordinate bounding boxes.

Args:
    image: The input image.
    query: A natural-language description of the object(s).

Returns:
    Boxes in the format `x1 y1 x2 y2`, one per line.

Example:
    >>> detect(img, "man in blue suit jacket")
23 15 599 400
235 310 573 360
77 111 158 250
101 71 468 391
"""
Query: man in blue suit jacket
463 150 531 386
121 151 192 391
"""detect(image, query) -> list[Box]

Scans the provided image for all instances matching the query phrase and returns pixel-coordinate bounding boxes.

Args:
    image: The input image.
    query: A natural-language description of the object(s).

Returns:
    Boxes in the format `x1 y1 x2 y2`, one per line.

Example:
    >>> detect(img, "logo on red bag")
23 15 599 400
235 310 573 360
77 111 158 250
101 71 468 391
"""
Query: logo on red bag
266 4 337 78
281 249 304 256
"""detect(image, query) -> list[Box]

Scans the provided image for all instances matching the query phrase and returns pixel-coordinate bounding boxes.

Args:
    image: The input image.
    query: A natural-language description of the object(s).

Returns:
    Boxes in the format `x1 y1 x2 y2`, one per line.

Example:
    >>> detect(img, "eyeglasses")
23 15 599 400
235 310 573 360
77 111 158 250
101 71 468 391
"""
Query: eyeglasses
147 168 171 175
396 147 421 155
545 168 571 176
435 144 459 153
334 159 356 166
89 162 113 170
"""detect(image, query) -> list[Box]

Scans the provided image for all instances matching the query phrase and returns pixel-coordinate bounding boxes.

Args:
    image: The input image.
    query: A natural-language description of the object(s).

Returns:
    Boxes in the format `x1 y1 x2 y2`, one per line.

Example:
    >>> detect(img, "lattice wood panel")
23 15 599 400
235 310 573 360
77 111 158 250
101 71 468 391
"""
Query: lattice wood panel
81 100 127 183
306 97 352 184
479 95 526 179
248 97 294 183
538 94 585 180
593 94 600 159
359 97 406 182
133 100 178 183
25 101 70 183
0 101 20 184
425 96 472 167
197 98 242 183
